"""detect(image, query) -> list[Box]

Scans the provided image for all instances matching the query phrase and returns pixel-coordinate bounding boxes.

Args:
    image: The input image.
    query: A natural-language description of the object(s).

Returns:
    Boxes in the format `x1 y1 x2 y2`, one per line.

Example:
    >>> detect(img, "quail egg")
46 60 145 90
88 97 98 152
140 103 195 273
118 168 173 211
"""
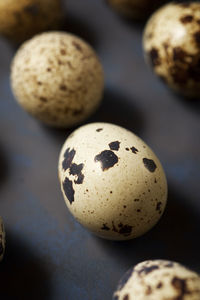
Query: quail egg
143 2 200 98
106 0 166 20
0 0 63 44
113 260 200 300
11 32 104 128
0 217 5 261
58 122 167 240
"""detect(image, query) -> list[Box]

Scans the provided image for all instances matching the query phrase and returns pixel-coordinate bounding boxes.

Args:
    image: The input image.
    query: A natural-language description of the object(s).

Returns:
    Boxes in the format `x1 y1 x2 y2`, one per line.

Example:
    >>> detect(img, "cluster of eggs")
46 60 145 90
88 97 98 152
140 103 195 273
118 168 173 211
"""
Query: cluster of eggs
0 0 199 298
9 0 170 242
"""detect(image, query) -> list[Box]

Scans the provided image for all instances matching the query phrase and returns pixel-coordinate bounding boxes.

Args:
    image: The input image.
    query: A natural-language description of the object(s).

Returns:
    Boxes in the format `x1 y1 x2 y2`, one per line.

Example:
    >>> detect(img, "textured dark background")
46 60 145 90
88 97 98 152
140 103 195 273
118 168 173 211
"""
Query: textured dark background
0 0 200 299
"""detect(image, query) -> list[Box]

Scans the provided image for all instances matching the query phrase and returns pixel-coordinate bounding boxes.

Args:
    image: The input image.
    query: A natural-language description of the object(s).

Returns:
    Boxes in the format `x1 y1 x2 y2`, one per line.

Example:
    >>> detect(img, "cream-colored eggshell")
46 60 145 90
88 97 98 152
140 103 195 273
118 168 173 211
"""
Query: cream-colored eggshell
0 0 63 44
106 0 166 19
0 217 5 261
58 122 167 240
143 2 200 98
113 260 200 300
11 32 104 128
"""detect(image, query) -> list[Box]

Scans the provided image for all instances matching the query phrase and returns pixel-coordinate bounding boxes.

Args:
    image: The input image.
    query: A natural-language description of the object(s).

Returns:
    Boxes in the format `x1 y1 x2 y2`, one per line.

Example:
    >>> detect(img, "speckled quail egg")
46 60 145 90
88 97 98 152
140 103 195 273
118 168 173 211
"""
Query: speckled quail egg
11 32 104 128
106 0 166 20
0 0 63 44
58 122 167 240
0 217 5 261
143 2 200 98
113 260 200 300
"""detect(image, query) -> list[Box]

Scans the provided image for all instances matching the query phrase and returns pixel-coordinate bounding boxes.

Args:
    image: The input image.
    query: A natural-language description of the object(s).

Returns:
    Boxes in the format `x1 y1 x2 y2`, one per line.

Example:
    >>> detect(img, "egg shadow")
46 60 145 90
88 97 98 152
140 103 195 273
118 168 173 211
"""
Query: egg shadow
95 182 200 274
40 125 73 146
174 92 200 113
0 229 52 300
88 87 144 135
41 87 144 145
62 12 98 48
104 0 169 30
0 37 14 75
0 143 9 190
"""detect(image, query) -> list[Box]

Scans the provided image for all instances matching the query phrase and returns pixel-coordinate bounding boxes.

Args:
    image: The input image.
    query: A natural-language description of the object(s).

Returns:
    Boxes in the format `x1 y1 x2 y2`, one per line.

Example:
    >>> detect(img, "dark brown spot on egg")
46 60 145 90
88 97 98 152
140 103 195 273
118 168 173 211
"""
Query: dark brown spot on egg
73 108 83 116
125 148 129 151
94 150 118 171
163 42 169 52
62 148 76 170
39 97 47 103
180 15 193 23
131 146 138 154
112 221 118 233
62 177 75 204
69 163 84 184
60 84 67 91
96 128 103 132
72 41 83 52
171 277 189 299
173 47 187 63
146 286 152 295
109 141 120 151
137 209 141 213
118 223 132 236
60 49 66 55
157 282 163 289
143 158 157 172
138 265 159 275
101 224 110 231
111 221 132 236
149 48 161 67
147 33 153 39
81 54 93 61
170 65 188 85
165 262 174 268
67 61 73 69
123 295 129 300
47 68 51 72
156 202 162 213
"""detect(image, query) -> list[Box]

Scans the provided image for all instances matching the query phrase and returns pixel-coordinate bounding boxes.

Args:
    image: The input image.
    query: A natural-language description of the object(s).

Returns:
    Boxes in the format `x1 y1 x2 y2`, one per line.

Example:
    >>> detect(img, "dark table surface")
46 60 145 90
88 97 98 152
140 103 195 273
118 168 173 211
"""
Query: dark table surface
0 0 200 299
